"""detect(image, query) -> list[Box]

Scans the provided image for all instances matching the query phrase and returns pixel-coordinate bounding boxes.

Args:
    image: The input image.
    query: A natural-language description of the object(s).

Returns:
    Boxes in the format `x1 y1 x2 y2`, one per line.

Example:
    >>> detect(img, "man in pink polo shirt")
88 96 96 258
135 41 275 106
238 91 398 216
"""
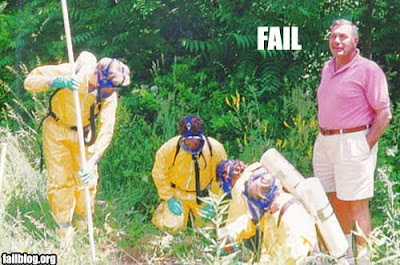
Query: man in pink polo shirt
313 19 391 265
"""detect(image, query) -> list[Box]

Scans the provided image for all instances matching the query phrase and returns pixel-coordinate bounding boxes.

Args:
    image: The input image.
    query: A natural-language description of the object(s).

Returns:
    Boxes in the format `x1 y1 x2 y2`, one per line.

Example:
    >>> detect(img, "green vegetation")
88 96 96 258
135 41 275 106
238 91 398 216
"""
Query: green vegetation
0 0 399 264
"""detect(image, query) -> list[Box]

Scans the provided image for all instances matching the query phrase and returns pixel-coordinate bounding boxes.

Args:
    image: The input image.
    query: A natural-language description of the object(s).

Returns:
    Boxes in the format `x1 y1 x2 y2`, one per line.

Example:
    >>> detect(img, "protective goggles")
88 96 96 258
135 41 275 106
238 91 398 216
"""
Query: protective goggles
179 135 205 155
243 172 278 222
217 159 235 198
179 116 205 155
96 59 125 99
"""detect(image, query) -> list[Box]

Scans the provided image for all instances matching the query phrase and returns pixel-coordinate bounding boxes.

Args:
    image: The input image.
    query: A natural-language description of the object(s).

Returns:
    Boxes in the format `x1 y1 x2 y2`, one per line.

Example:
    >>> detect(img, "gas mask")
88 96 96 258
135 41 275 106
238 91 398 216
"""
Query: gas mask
96 59 125 99
217 159 235 198
244 172 278 223
179 116 205 155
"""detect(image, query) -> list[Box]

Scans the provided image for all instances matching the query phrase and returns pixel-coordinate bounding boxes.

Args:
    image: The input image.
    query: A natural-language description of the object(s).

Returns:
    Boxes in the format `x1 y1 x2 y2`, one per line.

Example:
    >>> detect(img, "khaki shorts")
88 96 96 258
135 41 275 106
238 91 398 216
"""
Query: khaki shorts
312 129 378 201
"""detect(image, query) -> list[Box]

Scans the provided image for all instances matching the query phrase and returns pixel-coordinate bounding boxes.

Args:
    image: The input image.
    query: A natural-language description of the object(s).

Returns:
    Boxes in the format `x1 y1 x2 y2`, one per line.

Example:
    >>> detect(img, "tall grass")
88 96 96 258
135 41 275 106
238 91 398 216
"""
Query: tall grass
0 127 152 264
0 127 44 212
369 168 400 264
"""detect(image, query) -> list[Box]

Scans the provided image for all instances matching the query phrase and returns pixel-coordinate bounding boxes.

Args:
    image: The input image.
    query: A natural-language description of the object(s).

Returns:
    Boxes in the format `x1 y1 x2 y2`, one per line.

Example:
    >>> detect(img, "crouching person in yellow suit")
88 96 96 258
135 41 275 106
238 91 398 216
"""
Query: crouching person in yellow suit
24 51 131 245
152 115 227 233
217 159 317 265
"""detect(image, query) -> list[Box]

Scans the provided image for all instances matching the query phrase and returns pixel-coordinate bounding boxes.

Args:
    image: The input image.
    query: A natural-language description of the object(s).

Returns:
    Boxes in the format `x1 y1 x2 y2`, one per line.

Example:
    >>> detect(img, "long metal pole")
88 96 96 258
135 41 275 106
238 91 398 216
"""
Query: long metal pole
60 0 96 262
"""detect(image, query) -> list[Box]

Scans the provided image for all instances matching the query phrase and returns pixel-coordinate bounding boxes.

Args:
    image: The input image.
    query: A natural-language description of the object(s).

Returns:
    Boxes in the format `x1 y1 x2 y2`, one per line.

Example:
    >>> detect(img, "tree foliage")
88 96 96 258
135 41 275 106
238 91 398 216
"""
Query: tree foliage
0 2 399 256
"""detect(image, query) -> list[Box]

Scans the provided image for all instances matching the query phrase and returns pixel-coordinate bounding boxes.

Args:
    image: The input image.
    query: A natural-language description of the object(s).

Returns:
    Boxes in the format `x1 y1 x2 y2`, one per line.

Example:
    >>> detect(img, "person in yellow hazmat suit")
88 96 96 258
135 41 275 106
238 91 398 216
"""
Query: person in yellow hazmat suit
152 115 227 233
217 159 318 265
24 51 131 244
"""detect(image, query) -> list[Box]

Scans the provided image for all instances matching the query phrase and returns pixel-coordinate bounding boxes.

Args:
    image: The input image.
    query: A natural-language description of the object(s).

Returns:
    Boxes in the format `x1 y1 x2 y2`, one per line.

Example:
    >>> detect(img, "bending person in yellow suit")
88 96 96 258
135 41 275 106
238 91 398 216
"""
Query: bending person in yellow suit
24 52 131 243
152 115 227 233
217 159 317 265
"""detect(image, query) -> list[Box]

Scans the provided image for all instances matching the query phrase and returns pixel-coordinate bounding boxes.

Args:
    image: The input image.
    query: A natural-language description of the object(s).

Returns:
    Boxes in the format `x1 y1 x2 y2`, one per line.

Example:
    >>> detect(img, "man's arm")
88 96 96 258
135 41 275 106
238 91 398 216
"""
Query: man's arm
90 93 118 159
152 144 175 201
209 139 228 195
366 106 392 149
24 64 71 93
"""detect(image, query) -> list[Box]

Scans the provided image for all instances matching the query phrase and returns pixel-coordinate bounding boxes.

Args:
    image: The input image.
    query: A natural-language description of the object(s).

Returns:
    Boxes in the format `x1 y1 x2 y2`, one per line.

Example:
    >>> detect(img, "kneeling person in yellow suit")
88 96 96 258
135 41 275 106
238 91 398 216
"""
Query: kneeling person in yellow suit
152 115 227 233
217 159 317 265
24 52 131 243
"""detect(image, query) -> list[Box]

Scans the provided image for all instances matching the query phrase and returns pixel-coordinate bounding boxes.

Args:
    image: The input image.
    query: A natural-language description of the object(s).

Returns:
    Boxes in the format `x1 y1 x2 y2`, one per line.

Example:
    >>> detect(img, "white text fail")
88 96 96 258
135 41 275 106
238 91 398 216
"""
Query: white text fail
257 27 302 51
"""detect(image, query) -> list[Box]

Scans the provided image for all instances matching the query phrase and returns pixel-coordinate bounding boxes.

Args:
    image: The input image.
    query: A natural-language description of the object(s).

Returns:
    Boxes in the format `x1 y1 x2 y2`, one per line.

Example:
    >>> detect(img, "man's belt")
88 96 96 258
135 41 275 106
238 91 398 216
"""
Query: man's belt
48 113 90 131
47 115 95 146
171 183 211 198
70 124 91 132
319 125 370 136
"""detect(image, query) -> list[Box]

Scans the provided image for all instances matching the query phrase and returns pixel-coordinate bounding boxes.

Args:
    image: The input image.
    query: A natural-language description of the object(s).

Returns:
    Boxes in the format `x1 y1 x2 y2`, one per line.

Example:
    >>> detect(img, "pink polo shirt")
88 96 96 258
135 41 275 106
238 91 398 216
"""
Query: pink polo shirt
317 50 390 129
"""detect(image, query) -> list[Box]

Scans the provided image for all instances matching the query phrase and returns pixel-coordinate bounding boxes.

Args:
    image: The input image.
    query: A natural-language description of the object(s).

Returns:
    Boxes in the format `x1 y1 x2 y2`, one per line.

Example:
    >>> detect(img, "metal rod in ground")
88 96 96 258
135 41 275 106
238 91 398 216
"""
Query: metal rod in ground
60 0 96 262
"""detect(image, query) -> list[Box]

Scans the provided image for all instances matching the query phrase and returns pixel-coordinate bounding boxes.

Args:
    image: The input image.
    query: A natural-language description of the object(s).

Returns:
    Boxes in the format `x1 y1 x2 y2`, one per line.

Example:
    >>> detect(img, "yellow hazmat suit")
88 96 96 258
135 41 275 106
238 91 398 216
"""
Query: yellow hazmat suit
24 54 117 225
152 135 227 233
222 162 317 265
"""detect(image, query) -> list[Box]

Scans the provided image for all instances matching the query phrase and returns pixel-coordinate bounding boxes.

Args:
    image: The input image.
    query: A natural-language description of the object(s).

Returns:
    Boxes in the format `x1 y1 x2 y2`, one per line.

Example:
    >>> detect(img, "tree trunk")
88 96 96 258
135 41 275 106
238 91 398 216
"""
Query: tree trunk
363 0 374 59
